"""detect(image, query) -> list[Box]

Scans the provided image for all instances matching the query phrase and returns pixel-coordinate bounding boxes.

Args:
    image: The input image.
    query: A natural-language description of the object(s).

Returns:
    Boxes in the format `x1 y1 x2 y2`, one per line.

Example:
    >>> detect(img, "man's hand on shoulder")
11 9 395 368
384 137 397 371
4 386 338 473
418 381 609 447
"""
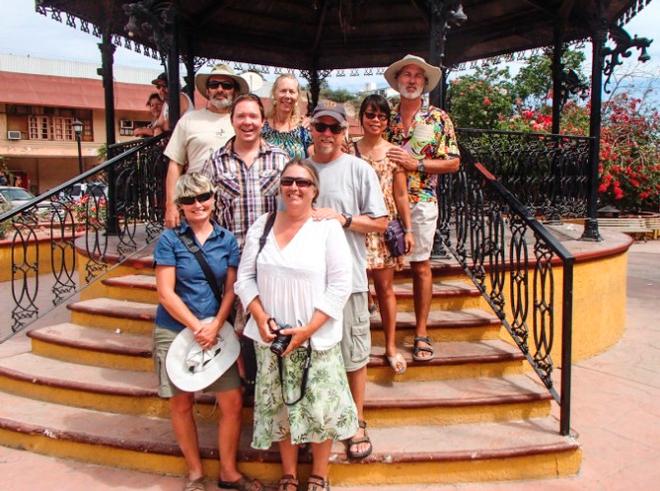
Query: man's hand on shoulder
312 207 343 223
386 146 417 171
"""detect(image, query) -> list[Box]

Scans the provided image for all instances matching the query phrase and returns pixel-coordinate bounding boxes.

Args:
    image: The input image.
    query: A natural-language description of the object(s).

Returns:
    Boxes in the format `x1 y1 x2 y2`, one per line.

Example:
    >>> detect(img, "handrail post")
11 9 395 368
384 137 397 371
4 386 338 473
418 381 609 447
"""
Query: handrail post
560 257 574 435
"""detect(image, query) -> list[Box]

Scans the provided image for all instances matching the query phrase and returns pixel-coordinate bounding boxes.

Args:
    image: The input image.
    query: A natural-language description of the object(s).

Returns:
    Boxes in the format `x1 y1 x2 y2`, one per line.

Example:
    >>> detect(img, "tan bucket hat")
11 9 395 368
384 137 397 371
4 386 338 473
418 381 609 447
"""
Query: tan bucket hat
384 54 442 94
195 64 249 98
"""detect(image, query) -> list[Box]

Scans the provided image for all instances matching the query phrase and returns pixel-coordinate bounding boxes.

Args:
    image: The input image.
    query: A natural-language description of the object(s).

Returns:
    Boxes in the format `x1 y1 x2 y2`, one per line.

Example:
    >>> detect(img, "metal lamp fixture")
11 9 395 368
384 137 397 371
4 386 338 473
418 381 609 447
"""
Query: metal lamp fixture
72 119 84 175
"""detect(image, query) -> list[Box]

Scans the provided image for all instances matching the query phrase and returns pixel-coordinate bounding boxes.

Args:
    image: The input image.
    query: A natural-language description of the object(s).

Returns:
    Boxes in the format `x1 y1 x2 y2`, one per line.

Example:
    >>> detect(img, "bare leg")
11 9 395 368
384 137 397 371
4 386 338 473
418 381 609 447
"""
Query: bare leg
371 267 397 357
170 392 204 480
216 387 243 482
310 439 333 479
278 437 300 478
346 367 370 455
410 259 433 359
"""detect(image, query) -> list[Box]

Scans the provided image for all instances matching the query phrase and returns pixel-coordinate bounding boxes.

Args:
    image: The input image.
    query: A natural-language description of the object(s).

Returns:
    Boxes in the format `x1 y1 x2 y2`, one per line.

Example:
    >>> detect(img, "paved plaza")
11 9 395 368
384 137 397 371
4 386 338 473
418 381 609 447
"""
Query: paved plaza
0 240 658 491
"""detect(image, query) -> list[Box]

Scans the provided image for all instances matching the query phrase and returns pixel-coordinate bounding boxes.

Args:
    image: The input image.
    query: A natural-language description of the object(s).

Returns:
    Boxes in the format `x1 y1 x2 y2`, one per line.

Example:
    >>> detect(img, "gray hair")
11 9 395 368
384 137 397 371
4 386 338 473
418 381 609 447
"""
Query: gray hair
174 173 215 204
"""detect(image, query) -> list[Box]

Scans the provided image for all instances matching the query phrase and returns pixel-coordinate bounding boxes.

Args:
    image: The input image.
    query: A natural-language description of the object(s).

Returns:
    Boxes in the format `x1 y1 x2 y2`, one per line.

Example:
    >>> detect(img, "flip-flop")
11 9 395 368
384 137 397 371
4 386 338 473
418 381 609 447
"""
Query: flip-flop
412 336 434 362
217 475 264 491
386 352 407 374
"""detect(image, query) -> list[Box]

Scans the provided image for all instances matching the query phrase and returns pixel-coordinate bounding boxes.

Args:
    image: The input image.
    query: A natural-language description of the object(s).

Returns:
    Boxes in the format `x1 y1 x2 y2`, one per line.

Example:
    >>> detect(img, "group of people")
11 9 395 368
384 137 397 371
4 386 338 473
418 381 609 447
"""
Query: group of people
153 54 460 491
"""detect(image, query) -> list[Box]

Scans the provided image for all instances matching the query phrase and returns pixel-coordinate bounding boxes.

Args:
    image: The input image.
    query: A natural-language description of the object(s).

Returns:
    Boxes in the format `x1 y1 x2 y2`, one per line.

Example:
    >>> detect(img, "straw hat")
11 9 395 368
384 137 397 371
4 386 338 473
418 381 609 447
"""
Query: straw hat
384 54 442 93
166 320 240 392
195 64 249 98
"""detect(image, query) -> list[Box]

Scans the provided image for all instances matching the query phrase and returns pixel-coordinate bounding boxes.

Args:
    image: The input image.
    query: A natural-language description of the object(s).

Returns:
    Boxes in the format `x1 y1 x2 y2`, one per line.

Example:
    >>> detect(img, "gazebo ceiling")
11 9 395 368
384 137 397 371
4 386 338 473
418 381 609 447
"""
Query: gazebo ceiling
38 0 645 69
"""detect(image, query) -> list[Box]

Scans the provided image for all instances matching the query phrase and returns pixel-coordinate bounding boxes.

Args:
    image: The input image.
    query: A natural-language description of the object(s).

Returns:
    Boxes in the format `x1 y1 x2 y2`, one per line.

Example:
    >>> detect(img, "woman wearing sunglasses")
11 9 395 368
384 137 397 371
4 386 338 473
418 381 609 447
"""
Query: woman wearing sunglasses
352 94 414 375
262 74 312 159
154 173 263 491
235 160 357 491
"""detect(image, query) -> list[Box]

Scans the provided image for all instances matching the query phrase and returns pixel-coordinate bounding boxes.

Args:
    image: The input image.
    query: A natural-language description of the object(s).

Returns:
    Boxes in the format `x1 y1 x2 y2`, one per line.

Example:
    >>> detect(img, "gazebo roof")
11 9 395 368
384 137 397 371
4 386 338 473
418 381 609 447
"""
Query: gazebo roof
37 0 647 70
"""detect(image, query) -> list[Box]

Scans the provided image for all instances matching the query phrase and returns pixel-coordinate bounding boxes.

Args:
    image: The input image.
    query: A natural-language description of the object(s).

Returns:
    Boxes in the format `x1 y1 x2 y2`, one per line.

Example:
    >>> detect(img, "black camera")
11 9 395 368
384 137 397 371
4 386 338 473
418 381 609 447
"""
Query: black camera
269 320 292 357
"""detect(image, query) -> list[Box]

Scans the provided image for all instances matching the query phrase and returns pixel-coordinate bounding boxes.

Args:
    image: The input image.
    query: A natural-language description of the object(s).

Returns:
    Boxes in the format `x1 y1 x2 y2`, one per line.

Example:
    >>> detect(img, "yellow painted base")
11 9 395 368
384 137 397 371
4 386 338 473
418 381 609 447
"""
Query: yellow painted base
371 325 501 346
368 360 525 383
31 338 153 372
391 294 485 313
70 311 153 335
366 399 551 426
0 428 581 485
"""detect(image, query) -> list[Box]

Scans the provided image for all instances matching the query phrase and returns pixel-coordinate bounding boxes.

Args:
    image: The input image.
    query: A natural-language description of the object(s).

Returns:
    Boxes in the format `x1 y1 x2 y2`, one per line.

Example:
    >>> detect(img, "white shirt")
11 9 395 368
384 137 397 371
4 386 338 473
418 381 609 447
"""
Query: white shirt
235 213 352 350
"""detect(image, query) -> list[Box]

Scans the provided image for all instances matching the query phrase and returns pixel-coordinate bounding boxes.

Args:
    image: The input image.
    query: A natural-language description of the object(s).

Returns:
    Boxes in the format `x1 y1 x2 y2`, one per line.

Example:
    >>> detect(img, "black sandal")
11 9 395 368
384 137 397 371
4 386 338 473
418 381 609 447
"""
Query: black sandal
346 420 373 460
307 474 330 491
278 474 299 491
412 336 434 362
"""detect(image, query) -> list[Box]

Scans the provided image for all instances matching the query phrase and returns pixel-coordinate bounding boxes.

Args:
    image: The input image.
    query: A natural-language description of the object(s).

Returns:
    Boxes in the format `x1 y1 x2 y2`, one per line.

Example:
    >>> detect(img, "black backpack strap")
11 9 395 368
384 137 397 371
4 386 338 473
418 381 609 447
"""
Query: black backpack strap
258 212 277 256
175 227 223 302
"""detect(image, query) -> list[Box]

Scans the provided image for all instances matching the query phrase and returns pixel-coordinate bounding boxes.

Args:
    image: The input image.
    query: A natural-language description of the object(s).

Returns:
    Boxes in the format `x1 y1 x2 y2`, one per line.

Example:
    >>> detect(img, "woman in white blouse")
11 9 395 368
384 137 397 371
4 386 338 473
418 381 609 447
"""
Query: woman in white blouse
235 160 358 491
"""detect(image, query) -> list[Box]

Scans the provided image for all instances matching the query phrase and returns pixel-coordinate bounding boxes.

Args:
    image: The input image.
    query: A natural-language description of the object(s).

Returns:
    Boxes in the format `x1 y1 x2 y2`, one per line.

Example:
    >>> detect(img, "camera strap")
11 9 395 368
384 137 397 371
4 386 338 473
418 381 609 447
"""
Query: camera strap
278 344 312 406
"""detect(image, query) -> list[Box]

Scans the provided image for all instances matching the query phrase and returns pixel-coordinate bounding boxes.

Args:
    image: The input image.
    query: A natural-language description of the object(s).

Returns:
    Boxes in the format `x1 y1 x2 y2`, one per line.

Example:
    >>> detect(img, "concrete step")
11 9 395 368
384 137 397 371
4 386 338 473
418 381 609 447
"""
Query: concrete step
101 274 485 311
27 322 524 382
0 345 541 423
67 297 501 341
0 391 580 485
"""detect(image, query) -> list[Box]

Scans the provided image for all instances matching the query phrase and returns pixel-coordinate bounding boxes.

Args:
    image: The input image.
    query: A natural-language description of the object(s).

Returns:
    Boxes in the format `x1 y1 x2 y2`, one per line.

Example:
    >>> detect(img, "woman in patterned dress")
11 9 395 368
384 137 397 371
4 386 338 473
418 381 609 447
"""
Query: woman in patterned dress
261 74 312 159
353 94 414 374
235 160 357 491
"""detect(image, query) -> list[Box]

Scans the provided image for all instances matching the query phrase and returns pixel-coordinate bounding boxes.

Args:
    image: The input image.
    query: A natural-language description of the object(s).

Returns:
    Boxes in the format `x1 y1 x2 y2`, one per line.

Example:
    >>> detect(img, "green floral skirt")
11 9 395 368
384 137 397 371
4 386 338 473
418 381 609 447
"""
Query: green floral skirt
251 342 358 449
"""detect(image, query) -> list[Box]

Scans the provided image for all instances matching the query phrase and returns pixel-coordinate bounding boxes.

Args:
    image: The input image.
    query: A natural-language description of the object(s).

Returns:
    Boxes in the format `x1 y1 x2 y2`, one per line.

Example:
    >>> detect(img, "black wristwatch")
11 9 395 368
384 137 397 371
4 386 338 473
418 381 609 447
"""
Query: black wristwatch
417 160 426 173
341 212 353 229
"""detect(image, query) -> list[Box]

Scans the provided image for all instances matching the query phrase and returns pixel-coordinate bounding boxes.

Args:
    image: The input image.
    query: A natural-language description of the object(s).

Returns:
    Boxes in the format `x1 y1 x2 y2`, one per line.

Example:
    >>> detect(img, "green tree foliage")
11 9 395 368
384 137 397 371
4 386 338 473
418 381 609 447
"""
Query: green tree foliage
512 48 586 107
320 87 358 103
447 65 514 129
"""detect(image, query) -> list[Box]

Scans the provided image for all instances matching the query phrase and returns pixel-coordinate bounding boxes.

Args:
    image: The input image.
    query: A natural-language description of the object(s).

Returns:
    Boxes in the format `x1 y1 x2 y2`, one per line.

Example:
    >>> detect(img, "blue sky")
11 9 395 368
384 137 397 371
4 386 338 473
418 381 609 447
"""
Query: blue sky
0 0 658 100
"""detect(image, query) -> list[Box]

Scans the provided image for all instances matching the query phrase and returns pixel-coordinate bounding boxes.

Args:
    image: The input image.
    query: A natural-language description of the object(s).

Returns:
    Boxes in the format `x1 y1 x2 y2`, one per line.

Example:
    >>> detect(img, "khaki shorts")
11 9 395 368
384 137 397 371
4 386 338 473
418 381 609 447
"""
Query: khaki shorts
153 324 241 398
409 201 439 262
340 292 371 372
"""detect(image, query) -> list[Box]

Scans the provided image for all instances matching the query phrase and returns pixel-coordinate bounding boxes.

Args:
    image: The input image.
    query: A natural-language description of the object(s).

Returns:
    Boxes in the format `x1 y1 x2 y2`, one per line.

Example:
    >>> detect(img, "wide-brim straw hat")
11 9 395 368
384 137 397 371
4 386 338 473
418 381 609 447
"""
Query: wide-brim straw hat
166 320 240 392
195 64 249 98
384 54 442 93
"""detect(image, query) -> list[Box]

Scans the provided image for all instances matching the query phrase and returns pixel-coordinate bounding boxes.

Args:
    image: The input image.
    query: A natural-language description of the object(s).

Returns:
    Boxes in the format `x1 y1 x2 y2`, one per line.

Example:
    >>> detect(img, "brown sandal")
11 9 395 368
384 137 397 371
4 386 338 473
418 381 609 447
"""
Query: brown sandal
346 420 373 460
306 474 330 491
278 474 299 491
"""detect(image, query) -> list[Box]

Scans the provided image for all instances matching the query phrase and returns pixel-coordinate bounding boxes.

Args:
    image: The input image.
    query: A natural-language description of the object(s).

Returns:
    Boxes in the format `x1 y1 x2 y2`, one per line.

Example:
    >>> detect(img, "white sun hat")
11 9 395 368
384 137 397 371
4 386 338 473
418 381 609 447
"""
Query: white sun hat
384 54 442 94
166 319 240 392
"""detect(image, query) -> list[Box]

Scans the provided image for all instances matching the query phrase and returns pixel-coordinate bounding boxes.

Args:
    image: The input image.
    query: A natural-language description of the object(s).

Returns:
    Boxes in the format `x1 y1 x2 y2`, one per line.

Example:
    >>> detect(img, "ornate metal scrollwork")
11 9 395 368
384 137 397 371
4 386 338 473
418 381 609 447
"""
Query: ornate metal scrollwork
123 0 175 60
603 24 652 93
1 135 168 340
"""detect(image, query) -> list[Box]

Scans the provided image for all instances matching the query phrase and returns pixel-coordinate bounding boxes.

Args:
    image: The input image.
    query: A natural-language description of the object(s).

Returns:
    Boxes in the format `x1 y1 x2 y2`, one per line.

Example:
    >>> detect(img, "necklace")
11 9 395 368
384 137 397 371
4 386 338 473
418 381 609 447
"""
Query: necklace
358 140 387 162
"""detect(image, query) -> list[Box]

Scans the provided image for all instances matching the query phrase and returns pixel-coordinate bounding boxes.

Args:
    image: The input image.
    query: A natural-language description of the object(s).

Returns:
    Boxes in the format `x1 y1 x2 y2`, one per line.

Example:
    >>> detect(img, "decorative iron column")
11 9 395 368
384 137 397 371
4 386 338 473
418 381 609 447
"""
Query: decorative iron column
99 31 118 234
301 65 331 115
551 24 564 135
184 31 196 105
167 11 181 128
427 1 467 257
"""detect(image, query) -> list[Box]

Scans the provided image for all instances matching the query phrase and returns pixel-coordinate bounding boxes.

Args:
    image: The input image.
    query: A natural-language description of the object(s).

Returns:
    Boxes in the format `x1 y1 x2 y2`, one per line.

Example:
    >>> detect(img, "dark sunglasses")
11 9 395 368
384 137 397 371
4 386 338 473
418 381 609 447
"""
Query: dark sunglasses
177 191 213 205
364 111 388 122
280 177 314 188
207 80 235 90
312 122 343 135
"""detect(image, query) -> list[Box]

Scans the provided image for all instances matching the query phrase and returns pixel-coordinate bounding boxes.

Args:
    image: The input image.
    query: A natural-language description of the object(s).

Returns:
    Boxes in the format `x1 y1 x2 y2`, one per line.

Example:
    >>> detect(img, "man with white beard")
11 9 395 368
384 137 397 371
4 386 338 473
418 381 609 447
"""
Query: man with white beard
383 55 460 363
163 64 248 228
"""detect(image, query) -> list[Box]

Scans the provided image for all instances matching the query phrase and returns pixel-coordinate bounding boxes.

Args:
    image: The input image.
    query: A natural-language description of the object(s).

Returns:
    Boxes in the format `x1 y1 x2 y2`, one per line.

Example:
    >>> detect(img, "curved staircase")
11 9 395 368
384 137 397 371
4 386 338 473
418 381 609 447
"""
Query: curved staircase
0 249 581 487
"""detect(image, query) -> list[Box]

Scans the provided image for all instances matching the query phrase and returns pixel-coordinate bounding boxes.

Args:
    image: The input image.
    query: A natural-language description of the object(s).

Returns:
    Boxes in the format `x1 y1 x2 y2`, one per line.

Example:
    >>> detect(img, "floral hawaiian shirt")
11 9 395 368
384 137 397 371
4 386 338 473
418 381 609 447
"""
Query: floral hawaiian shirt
386 103 460 203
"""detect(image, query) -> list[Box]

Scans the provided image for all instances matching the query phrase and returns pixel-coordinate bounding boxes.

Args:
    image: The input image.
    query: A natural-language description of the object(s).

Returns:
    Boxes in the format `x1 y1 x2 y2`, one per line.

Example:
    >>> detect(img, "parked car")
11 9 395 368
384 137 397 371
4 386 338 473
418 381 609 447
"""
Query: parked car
0 186 39 209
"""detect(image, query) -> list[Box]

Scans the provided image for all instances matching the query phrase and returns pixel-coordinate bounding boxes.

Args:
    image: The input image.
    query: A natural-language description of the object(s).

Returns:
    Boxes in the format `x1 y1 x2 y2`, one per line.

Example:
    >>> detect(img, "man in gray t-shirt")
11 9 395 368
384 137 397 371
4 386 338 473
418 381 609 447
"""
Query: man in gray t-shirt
308 101 388 460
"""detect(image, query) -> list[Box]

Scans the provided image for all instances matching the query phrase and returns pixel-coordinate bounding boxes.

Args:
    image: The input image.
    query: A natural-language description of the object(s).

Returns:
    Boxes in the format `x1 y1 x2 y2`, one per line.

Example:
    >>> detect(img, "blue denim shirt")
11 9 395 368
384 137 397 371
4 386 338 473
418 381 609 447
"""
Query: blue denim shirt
154 221 240 332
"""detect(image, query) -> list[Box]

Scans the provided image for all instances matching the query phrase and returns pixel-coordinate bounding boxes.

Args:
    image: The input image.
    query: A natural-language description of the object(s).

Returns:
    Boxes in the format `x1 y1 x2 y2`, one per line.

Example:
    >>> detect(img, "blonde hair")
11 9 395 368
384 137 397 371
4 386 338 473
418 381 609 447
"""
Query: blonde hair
174 173 215 204
269 74 301 125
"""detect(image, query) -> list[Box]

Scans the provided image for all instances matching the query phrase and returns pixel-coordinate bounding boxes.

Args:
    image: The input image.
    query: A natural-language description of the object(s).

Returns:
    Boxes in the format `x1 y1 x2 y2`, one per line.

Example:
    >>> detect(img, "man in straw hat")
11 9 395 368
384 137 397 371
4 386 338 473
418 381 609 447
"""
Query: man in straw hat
164 64 249 229
383 54 460 363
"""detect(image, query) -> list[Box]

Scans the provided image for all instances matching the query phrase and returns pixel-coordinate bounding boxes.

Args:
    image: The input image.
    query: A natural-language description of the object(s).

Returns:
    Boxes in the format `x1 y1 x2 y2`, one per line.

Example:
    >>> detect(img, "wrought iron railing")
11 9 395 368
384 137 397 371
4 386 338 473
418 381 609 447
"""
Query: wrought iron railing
0 134 168 341
439 145 575 436
456 128 593 220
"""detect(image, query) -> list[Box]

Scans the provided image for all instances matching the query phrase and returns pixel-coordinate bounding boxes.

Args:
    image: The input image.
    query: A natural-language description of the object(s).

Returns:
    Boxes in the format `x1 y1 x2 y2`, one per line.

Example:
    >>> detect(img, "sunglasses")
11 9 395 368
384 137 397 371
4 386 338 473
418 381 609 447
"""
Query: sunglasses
364 111 388 122
280 177 314 188
178 191 213 205
207 80 235 90
312 122 343 134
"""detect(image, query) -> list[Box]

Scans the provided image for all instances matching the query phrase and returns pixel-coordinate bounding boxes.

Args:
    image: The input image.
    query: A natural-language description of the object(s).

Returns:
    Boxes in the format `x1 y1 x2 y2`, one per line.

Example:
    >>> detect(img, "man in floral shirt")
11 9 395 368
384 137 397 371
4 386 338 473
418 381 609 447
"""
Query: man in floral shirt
384 54 460 362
